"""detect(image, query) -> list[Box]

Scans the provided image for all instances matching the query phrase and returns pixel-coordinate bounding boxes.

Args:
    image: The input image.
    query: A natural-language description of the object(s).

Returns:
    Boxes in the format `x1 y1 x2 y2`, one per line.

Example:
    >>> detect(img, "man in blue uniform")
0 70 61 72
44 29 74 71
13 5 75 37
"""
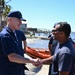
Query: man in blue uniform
48 33 58 75
0 11 39 75
41 22 75 75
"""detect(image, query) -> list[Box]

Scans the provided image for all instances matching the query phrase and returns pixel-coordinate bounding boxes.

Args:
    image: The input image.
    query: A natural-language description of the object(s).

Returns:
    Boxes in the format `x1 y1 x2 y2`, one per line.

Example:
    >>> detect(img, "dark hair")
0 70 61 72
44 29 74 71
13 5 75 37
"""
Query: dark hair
55 22 71 37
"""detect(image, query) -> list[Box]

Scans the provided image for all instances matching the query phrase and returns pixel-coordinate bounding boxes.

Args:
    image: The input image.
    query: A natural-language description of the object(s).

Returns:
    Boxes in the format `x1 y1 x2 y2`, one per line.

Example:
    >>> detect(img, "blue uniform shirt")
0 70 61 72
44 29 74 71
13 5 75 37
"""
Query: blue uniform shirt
48 36 58 75
15 30 26 51
51 40 75 75
0 27 25 75
49 36 58 55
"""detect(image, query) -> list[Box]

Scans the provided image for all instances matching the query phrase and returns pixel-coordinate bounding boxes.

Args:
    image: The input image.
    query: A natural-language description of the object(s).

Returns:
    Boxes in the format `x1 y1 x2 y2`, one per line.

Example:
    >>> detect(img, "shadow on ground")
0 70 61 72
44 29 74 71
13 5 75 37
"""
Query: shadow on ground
25 64 42 75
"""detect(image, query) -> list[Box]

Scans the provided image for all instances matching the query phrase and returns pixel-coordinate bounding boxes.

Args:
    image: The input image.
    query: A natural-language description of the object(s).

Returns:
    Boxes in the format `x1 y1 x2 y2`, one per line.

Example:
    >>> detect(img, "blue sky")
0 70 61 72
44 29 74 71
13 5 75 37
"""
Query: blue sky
5 0 75 32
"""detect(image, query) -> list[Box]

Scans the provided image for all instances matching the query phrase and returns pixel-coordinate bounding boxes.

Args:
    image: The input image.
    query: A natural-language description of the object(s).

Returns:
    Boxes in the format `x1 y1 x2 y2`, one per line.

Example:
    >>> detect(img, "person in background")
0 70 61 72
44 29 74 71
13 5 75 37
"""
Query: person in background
40 22 75 75
48 26 59 75
69 36 75 48
48 33 52 38
48 24 59 55
0 11 40 75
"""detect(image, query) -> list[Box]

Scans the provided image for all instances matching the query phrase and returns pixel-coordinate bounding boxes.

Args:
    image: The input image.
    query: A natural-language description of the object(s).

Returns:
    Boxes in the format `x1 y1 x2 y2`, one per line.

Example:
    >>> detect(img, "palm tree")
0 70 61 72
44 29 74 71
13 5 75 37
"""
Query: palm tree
0 0 12 31
2 5 11 18
2 0 12 18
2 0 12 25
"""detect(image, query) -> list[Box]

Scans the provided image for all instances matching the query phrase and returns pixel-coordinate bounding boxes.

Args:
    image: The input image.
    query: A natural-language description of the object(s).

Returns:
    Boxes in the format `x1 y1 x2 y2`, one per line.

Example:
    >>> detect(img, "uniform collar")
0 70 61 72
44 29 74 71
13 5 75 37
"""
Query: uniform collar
4 26 15 37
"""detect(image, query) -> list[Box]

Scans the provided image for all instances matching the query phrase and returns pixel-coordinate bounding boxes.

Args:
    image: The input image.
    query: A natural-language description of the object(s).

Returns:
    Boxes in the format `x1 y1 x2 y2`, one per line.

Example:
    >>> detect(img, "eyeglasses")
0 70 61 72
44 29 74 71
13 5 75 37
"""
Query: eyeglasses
52 29 63 33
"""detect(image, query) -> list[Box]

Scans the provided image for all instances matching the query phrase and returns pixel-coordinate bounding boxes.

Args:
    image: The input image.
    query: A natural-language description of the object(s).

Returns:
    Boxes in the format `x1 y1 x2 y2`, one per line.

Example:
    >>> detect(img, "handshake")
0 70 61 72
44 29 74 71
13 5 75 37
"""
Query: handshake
29 56 53 66
24 55 52 66
30 58 43 67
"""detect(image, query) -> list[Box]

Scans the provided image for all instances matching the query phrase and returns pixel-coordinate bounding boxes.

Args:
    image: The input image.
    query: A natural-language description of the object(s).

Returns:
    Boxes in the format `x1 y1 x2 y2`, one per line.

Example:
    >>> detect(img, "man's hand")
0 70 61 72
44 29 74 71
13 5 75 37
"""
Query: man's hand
32 58 42 67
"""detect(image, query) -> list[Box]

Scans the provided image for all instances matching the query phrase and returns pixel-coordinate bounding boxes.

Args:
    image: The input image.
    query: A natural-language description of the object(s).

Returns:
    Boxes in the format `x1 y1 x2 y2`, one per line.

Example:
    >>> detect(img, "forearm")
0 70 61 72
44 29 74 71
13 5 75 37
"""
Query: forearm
8 53 36 64
41 56 53 65
23 40 27 52
48 44 52 55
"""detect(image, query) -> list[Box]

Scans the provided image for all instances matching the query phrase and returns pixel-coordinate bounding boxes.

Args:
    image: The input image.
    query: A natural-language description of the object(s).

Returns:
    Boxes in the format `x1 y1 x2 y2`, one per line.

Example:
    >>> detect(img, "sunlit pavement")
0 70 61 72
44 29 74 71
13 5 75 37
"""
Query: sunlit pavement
24 54 49 75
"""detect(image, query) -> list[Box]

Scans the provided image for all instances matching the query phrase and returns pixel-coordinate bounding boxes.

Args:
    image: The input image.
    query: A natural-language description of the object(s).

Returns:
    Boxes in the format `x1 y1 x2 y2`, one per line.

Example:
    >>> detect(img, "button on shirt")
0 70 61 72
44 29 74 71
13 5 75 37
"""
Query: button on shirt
0 27 25 75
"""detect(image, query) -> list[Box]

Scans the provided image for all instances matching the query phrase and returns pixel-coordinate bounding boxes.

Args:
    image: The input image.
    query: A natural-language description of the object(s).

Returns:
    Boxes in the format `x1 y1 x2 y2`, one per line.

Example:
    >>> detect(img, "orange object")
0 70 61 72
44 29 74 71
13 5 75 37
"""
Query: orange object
25 46 51 59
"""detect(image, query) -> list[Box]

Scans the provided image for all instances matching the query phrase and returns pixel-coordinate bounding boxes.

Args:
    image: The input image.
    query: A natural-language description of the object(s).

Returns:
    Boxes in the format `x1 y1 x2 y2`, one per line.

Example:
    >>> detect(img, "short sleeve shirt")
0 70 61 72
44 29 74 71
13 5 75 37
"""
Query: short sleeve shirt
0 27 25 75
51 40 75 75
49 36 53 44
49 36 58 55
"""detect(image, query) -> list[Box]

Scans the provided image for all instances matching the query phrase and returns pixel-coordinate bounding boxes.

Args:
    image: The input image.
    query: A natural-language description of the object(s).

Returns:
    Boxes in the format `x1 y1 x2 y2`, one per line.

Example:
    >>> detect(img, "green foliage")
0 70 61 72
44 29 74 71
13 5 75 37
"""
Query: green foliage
0 0 12 18
2 5 11 18
3 0 12 18
1 0 12 25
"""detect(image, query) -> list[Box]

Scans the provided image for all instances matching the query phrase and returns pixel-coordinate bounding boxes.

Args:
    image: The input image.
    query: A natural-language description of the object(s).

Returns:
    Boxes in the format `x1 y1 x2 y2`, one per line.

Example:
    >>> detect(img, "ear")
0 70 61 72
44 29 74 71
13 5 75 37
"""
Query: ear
60 32 63 35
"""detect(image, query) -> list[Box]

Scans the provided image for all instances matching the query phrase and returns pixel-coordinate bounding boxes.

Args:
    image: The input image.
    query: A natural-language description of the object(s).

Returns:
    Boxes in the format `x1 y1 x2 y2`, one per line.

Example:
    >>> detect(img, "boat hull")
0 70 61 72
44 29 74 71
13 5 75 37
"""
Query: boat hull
25 46 51 59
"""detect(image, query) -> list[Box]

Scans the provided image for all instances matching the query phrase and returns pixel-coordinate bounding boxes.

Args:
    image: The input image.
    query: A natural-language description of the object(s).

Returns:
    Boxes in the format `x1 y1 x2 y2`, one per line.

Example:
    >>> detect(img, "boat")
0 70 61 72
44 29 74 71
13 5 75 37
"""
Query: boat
25 46 51 59
36 36 50 40
38 36 50 40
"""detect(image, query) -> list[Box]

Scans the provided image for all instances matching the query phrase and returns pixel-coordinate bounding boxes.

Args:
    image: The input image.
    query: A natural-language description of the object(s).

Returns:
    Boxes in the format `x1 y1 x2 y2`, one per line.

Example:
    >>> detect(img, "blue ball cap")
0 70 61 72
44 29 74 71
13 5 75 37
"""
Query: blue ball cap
7 11 26 21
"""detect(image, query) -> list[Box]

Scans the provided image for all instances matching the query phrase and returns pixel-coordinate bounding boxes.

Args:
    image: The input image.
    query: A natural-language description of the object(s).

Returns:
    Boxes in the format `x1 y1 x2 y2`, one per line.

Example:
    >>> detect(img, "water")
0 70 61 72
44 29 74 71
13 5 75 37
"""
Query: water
35 33 50 37
26 32 75 49
27 38 49 49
